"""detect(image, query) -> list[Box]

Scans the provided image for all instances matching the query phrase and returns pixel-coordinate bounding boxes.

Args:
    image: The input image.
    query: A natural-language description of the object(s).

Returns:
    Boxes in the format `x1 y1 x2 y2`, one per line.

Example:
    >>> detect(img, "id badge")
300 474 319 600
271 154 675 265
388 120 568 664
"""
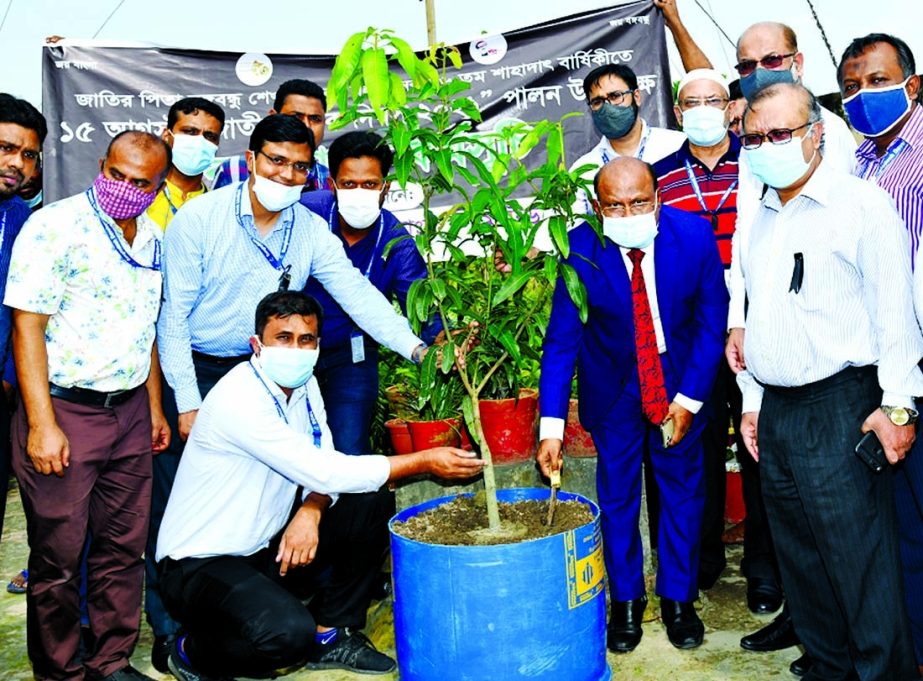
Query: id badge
350 333 366 364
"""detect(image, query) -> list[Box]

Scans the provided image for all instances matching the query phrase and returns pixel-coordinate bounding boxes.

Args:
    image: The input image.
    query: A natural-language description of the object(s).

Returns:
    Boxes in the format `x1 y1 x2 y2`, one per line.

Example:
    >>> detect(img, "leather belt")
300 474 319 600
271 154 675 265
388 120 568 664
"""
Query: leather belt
191 350 250 366
49 383 140 408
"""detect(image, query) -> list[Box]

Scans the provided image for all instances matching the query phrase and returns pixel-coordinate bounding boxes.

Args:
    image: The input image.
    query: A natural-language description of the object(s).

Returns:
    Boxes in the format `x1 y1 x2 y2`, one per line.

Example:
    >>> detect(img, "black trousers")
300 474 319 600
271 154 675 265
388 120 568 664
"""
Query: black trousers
159 488 394 678
759 366 915 681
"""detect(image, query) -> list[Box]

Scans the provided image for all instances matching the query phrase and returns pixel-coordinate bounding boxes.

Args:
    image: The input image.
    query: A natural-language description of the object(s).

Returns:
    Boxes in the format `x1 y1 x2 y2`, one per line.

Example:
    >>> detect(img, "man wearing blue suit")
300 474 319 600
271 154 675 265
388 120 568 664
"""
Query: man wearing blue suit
537 157 728 652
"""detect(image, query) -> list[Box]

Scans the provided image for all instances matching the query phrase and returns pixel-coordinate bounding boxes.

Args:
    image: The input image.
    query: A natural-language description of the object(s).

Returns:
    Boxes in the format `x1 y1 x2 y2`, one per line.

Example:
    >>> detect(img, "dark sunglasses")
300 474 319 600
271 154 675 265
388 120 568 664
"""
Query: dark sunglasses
734 52 797 77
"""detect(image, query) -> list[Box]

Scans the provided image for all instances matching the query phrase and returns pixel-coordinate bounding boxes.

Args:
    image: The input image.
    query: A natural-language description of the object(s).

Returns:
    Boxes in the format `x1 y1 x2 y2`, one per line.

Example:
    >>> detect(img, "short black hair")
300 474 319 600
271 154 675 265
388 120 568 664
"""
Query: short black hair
255 290 324 337
167 96 226 131
274 79 327 112
837 33 917 89
248 113 315 154
728 78 743 101
583 64 639 100
593 160 658 196
106 130 172 175
0 93 48 143
328 130 394 180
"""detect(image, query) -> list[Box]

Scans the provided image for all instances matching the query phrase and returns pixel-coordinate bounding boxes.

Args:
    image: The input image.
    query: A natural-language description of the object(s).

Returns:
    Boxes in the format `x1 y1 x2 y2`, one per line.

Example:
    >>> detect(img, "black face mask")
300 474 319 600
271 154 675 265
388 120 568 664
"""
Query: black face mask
591 101 638 140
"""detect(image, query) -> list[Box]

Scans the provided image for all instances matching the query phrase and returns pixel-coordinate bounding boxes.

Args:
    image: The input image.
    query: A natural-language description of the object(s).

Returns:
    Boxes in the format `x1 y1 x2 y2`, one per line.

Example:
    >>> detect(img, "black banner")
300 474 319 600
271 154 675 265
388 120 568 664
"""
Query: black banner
41 1 673 203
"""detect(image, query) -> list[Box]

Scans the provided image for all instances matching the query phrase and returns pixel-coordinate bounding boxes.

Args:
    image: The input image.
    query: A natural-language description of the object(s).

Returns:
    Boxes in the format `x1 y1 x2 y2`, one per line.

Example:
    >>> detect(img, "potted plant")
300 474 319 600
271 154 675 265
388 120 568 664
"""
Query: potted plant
328 28 609 681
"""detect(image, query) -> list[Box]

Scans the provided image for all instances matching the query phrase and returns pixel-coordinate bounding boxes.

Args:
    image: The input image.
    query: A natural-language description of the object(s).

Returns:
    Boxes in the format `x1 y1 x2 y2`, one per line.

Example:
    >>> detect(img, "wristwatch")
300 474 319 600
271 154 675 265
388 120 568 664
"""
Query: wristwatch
881 405 919 426
411 344 428 365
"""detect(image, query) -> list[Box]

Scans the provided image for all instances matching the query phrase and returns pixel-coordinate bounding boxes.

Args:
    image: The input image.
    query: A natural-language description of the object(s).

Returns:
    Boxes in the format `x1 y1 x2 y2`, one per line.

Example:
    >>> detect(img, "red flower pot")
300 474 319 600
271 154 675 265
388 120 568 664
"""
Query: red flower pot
477 389 538 464
385 418 414 455
407 418 462 450
724 470 747 524
564 398 596 457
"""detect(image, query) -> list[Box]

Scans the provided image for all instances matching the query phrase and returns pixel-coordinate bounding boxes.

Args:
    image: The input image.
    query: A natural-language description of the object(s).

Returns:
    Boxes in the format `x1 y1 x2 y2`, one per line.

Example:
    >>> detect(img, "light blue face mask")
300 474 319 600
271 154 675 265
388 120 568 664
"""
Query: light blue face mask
169 132 218 177
601 202 659 249
257 340 320 388
740 65 796 100
743 125 816 189
25 190 43 209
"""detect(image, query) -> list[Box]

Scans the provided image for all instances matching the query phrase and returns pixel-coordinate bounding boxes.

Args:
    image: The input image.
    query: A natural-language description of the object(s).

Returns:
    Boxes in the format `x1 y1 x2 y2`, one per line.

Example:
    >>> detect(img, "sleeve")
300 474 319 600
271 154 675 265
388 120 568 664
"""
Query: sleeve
676 222 730 402
736 369 764 413
3 210 70 316
857 193 923 407
539 266 584 422
308 219 423 360
157 208 207 413
388 229 443 345
728 157 762 329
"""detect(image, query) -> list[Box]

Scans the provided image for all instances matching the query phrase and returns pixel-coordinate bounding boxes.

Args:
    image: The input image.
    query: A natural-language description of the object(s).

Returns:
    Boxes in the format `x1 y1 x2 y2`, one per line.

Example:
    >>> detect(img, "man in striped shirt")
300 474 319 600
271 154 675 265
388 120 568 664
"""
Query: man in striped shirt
839 33 923 676
654 69 782 616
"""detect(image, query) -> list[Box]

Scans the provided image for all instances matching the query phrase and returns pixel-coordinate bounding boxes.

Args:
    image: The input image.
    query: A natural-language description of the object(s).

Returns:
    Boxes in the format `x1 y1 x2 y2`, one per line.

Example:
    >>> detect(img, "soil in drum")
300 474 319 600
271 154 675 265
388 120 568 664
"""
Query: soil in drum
393 495 594 546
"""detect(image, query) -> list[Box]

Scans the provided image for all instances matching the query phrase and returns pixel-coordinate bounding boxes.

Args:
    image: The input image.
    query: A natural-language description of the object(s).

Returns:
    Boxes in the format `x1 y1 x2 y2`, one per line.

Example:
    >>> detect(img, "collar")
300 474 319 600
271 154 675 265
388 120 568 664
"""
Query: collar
165 177 206 201
600 118 650 158
248 355 308 403
679 132 741 170
763 156 833 212
87 187 160 251
239 182 290 235
856 102 923 161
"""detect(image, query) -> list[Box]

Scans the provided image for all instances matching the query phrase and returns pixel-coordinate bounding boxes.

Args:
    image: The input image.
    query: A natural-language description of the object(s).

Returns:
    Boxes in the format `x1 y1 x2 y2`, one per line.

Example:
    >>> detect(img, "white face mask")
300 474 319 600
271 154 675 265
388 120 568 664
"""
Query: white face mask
681 105 729 147
251 163 303 212
255 338 320 389
169 132 218 177
743 127 816 189
601 202 659 249
336 186 383 229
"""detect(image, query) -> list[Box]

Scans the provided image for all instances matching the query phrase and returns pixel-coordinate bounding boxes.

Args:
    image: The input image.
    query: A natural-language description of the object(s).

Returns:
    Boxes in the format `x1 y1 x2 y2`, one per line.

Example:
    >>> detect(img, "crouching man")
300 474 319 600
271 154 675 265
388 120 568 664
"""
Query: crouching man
156 290 484 680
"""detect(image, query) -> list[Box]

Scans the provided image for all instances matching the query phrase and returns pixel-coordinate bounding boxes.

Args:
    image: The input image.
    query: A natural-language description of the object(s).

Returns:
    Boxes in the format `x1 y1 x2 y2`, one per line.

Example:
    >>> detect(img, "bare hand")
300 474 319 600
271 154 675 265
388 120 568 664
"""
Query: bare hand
423 447 485 478
663 401 693 447
276 506 321 576
653 0 682 27
429 322 480 371
862 408 916 465
494 246 512 274
178 410 198 442
2 380 14 409
726 328 746 373
536 438 564 478
151 409 171 454
741 411 759 462
27 422 70 476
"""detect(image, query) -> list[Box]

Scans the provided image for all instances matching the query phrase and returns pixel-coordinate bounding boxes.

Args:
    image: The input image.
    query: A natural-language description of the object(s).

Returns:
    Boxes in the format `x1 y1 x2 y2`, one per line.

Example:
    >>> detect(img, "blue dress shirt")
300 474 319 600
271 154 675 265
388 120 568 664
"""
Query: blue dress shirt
0 195 31 371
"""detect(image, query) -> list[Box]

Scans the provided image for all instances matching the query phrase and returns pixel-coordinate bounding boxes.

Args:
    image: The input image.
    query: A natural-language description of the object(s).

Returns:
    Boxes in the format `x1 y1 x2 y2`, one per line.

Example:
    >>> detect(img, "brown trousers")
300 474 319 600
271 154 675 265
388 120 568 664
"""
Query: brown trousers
12 387 152 680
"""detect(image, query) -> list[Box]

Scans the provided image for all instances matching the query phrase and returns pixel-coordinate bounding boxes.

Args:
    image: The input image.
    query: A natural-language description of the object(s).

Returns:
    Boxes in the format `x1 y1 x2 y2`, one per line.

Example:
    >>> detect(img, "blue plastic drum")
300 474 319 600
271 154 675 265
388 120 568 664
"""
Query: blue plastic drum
390 487 611 681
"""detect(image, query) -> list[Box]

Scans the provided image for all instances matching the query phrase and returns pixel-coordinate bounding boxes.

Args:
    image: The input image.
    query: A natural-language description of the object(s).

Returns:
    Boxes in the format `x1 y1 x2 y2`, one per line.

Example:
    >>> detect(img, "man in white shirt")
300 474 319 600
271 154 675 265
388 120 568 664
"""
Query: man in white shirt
737 82 921 681
571 64 686 218
156 290 483 681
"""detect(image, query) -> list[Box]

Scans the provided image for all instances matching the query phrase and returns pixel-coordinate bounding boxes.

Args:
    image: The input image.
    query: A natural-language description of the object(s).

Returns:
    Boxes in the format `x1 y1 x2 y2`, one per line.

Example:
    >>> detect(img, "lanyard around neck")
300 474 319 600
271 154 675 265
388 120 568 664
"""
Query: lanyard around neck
249 363 322 448
683 160 738 224
327 201 384 279
235 183 294 272
860 138 908 181
85 189 161 271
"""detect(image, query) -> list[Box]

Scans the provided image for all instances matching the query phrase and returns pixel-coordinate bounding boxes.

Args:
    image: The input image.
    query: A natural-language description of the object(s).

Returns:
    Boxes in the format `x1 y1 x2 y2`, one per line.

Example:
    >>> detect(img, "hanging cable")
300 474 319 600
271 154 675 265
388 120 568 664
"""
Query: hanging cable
692 0 735 48
0 0 14 35
804 0 838 68
92 0 127 39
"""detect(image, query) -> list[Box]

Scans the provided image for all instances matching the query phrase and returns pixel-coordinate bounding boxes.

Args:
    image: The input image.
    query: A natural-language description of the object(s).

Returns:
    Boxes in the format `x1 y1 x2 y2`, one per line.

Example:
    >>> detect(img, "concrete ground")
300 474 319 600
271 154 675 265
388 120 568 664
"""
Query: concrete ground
0 480 802 680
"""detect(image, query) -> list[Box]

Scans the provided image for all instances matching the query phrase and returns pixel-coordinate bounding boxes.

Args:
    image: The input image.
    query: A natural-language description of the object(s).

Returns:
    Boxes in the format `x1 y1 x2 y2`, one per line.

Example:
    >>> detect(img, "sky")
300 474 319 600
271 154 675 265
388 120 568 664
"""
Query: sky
1 0 922 109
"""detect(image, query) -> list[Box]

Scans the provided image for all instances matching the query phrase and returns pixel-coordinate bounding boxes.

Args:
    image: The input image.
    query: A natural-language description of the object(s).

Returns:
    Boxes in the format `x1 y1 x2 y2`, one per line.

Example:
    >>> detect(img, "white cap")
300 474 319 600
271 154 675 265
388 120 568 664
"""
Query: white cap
676 69 730 100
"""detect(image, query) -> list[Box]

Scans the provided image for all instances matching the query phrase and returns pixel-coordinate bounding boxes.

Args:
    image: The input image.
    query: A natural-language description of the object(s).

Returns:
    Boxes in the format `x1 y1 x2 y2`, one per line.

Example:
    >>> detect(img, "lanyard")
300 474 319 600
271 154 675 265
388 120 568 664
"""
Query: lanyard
601 124 651 165
85 189 161 271
249 363 322 448
860 139 908 181
0 211 6 254
235 183 294 273
683 160 738 229
162 185 179 216
327 201 384 279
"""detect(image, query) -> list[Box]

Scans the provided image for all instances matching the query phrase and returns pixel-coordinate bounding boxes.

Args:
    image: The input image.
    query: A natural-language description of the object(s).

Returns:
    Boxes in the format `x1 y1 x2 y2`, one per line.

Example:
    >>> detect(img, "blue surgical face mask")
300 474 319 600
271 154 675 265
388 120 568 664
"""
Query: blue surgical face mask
592 101 638 140
740 64 796 100
842 77 913 137
681 105 729 147
601 202 659 249
742 125 817 189
169 132 218 177
256 339 320 389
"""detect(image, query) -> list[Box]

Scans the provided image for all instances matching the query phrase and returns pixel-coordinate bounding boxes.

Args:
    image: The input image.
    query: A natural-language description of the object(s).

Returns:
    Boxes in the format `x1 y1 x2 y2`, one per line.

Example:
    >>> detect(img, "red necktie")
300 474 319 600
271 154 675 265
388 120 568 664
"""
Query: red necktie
628 248 669 425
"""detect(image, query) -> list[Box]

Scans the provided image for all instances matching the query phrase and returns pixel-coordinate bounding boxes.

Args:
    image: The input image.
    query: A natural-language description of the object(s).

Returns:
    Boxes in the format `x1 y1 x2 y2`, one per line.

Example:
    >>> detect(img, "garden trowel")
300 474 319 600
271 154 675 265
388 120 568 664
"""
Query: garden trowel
546 467 561 526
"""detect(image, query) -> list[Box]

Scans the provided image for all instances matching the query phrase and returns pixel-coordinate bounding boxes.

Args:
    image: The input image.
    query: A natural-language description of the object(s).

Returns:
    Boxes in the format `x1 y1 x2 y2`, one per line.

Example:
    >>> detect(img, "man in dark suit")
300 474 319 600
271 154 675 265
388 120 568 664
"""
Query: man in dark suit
537 157 728 653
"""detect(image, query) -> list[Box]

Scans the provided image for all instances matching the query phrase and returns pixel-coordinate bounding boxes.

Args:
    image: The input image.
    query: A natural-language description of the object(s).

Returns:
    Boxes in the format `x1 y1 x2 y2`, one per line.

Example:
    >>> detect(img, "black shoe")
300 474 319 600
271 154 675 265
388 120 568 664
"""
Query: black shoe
747 577 783 614
151 634 173 674
168 638 232 681
607 596 648 653
660 598 704 649
94 666 156 681
789 651 813 677
740 609 799 652
305 629 396 675
698 564 725 590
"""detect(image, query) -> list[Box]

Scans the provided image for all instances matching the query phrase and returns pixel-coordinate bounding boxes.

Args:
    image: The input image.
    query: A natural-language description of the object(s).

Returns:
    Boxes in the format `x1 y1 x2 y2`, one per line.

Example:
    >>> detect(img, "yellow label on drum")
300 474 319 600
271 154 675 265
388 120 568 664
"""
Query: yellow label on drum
565 524 605 609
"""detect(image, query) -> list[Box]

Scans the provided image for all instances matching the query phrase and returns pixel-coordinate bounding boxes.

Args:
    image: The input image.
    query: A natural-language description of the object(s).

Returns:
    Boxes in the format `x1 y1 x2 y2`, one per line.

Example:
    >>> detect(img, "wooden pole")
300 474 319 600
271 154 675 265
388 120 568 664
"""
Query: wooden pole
424 0 437 47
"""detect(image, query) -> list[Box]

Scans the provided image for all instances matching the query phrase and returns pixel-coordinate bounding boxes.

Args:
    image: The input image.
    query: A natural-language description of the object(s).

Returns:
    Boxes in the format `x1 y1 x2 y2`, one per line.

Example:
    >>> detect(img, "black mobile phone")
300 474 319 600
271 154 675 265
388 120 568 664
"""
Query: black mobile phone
855 431 887 473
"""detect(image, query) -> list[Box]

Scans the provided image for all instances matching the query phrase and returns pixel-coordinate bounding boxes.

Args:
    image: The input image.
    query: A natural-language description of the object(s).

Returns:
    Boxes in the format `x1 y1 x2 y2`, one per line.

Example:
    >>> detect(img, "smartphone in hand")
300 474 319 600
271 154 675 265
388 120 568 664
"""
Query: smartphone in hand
660 418 675 448
855 431 887 473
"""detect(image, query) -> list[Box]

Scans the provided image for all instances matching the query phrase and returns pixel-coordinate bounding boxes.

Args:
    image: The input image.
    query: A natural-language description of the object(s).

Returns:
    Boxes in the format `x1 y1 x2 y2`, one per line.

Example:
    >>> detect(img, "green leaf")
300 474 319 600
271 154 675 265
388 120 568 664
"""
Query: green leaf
561 262 589 324
546 125 563 168
439 79 471 97
462 395 479 446
361 48 391 122
549 215 569 259
388 36 418 79
391 119 411 156
441 341 455 374
435 148 454 184
447 46 463 69
431 278 447 301
514 125 543 160
389 72 407 107
493 269 531 305
330 31 366 95
394 148 415 187
419 348 438 400
456 97 482 123
417 58 440 88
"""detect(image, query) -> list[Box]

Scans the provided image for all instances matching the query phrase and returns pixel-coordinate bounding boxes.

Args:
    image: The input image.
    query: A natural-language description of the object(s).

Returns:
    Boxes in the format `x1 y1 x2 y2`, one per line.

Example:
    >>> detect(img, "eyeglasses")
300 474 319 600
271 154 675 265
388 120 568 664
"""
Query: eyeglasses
679 96 729 110
257 150 312 175
740 122 813 149
600 200 655 217
734 52 797 76
588 89 635 111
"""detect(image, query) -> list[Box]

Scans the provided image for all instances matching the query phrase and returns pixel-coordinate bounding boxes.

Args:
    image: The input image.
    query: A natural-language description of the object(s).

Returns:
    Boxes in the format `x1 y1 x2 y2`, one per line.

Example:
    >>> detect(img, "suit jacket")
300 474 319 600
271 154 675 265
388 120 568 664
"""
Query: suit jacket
540 205 729 431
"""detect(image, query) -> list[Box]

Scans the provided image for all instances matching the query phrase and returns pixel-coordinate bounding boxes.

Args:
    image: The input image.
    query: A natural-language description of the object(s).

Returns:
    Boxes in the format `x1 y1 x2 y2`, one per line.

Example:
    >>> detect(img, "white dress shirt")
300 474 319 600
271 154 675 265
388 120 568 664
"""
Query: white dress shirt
727 106 858 329
736 160 923 413
539 240 702 441
156 358 391 562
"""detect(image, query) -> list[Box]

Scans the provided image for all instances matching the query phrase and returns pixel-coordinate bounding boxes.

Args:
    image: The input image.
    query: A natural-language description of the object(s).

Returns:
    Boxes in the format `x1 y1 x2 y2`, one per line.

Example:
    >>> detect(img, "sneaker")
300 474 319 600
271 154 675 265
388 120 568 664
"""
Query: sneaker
151 634 174 674
95 666 156 681
305 629 396 675
167 638 232 681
